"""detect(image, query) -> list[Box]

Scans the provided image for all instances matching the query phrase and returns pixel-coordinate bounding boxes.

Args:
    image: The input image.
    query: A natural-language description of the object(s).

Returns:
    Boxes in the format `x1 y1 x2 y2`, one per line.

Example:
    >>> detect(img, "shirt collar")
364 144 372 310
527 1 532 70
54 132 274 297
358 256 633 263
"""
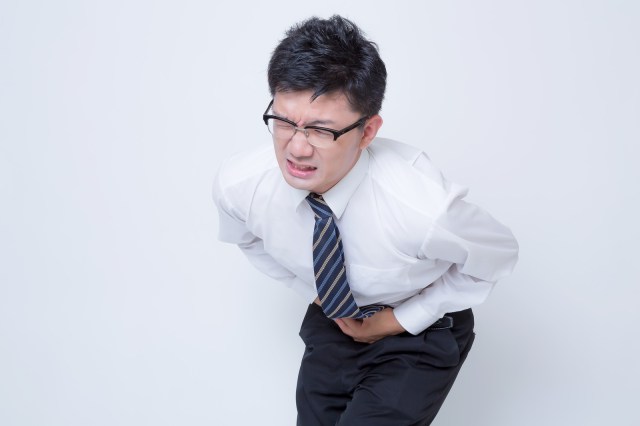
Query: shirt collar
289 148 370 219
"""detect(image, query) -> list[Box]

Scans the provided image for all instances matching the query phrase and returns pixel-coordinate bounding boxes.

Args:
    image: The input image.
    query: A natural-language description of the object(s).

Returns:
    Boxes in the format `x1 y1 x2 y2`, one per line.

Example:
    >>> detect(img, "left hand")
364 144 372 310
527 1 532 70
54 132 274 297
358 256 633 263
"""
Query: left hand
334 308 406 344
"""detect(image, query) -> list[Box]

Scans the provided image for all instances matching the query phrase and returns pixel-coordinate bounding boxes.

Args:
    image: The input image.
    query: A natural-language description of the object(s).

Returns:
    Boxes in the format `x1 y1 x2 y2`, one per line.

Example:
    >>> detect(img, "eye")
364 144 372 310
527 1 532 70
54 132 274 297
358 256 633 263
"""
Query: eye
309 128 334 139
274 120 292 129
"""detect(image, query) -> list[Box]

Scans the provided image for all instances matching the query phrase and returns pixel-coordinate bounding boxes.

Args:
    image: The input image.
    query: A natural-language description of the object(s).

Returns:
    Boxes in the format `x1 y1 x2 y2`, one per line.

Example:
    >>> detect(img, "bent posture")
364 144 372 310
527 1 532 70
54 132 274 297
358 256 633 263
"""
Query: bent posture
213 15 519 426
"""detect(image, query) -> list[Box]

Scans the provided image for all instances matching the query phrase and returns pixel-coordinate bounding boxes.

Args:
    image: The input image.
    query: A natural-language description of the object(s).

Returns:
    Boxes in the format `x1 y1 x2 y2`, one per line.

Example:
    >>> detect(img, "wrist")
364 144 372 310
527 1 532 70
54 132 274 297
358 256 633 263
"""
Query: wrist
385 309 406 335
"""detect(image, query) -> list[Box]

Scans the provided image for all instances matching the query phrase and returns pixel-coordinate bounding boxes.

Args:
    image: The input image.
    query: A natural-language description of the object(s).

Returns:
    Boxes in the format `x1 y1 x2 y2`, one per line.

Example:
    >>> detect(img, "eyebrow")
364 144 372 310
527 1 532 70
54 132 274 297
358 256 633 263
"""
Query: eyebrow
306 119 336 126
272 108 336 127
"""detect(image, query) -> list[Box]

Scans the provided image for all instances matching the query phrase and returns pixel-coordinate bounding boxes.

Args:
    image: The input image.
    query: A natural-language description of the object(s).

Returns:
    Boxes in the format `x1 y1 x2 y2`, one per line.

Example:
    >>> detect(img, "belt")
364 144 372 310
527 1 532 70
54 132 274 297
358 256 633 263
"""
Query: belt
427 315 454 331
364 304 455 330
360 303 455 330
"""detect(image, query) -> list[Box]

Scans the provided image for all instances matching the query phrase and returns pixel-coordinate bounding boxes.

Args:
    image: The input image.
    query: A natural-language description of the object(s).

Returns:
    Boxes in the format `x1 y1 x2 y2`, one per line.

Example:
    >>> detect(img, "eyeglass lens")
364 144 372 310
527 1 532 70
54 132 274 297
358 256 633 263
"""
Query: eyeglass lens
266 118 335 146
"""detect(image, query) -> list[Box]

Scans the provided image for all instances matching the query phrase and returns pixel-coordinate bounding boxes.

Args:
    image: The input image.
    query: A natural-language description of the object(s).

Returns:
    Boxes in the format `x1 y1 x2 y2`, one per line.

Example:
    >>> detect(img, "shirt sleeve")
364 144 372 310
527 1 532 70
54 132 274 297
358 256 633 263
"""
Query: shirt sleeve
212 170 317 303
393 183 519 334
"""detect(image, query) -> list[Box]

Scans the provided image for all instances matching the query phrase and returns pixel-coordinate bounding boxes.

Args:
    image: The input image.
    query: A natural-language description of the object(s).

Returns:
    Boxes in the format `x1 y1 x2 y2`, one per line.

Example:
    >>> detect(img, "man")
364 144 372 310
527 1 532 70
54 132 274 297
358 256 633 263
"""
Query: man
213 15 518 425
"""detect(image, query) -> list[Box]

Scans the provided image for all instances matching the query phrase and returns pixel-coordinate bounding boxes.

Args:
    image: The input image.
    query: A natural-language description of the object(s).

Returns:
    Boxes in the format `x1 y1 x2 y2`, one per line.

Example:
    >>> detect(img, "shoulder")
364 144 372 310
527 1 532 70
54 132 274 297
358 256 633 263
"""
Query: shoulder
366 138 456 218
215 145 278 189
213 145 281 213
368 138 445 183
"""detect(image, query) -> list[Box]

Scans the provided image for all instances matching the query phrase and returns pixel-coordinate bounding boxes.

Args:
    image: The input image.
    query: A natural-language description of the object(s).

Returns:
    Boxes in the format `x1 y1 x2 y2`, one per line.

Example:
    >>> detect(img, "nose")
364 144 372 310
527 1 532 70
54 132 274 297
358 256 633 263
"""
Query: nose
288 128 314 157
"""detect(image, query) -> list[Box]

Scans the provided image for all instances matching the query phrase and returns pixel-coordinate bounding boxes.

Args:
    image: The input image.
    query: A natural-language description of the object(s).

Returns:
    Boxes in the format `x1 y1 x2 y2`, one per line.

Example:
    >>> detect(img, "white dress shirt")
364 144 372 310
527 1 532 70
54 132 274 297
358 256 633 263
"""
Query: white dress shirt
213 137 519 334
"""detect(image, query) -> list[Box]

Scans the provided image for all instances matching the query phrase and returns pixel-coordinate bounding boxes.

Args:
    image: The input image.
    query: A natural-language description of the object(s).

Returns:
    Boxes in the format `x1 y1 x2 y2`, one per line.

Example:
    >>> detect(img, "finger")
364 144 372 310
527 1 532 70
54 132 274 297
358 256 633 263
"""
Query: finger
337 318 360 333
340 317 359 327
334 319 353 336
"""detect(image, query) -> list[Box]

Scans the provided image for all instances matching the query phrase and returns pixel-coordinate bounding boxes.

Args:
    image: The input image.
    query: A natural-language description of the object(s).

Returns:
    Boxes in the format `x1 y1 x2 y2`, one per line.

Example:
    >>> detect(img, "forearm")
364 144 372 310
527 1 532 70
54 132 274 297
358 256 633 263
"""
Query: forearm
393 266 495 335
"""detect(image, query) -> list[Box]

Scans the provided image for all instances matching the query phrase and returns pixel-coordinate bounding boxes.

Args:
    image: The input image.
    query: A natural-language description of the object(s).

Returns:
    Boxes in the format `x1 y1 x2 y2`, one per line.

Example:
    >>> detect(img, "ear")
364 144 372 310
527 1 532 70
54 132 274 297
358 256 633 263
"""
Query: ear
359 115 383 150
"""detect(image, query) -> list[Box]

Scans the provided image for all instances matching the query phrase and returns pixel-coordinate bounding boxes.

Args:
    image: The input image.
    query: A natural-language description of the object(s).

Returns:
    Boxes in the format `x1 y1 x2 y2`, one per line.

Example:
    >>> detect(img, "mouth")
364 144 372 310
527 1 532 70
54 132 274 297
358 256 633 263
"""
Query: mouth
286 159 317 178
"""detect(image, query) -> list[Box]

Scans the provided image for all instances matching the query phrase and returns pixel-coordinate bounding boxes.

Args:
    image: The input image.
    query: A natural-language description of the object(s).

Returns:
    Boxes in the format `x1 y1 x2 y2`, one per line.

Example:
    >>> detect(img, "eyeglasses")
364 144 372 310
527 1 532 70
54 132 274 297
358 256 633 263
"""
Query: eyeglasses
262 100 368 148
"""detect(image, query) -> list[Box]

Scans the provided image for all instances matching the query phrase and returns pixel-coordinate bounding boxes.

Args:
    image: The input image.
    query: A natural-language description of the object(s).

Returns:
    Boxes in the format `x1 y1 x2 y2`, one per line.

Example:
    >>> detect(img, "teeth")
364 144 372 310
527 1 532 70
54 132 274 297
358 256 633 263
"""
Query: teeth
293 163 314 170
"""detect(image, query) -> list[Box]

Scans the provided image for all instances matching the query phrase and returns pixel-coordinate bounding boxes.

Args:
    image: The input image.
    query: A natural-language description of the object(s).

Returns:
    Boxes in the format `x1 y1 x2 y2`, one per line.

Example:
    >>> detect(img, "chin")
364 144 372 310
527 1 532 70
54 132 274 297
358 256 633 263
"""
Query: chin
282 174 317 192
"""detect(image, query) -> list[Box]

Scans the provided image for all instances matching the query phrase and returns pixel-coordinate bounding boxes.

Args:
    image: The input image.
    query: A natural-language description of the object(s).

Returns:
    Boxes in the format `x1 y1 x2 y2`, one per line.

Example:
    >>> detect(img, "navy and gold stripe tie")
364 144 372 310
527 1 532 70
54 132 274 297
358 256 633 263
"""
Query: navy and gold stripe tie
306 193 383 319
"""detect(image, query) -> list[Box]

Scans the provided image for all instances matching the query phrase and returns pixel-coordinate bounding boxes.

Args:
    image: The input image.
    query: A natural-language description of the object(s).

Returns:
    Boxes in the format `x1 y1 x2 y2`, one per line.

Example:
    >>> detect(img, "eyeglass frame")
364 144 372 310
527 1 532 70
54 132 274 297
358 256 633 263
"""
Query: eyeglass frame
262 99 369 143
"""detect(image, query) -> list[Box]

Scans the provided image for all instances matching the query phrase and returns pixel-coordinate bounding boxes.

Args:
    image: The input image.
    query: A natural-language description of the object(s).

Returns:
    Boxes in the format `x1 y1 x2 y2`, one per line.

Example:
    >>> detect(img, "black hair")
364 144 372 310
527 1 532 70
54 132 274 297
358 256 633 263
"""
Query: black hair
267 15 387 117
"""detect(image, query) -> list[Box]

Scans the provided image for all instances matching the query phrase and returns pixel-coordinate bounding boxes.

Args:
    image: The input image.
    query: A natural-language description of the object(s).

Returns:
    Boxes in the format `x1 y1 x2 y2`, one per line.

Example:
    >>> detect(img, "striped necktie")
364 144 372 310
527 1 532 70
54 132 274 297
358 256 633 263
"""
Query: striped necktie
306 193 383 319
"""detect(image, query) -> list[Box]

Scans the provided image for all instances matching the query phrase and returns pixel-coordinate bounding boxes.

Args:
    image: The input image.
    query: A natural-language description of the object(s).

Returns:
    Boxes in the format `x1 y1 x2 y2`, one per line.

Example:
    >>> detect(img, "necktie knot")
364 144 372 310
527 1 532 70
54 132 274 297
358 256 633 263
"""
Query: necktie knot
306 193 333 220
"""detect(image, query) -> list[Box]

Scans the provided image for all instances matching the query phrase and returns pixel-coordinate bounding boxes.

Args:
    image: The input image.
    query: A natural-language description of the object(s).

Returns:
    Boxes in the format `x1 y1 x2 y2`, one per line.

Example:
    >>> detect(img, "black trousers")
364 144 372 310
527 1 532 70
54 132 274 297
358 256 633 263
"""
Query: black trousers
296 303 475 426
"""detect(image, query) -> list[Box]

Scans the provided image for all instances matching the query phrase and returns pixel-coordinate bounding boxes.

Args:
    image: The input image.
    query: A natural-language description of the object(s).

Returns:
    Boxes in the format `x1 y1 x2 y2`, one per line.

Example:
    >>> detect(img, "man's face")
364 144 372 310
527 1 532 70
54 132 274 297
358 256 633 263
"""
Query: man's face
271 90 380 194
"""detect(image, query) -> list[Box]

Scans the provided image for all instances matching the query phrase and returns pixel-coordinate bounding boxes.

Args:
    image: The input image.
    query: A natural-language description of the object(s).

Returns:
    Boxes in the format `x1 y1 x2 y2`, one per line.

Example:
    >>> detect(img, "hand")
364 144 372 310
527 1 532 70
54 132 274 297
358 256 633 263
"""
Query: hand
334 308 406 344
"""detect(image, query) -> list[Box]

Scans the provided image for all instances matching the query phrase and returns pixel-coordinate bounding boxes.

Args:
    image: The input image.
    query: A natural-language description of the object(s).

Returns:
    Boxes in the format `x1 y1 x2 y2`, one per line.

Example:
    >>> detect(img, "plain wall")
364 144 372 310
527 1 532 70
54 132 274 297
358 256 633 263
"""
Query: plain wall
1 1 639 425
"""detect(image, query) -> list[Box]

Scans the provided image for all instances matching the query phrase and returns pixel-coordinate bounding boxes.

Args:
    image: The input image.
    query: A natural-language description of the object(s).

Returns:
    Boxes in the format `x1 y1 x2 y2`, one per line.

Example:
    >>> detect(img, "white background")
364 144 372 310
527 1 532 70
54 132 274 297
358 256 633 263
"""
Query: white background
1 1 639 425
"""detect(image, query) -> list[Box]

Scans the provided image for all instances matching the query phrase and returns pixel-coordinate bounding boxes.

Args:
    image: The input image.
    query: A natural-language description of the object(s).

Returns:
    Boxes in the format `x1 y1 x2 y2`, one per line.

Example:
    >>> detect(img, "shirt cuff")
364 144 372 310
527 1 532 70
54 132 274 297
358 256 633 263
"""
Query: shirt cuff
392 297 442 335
